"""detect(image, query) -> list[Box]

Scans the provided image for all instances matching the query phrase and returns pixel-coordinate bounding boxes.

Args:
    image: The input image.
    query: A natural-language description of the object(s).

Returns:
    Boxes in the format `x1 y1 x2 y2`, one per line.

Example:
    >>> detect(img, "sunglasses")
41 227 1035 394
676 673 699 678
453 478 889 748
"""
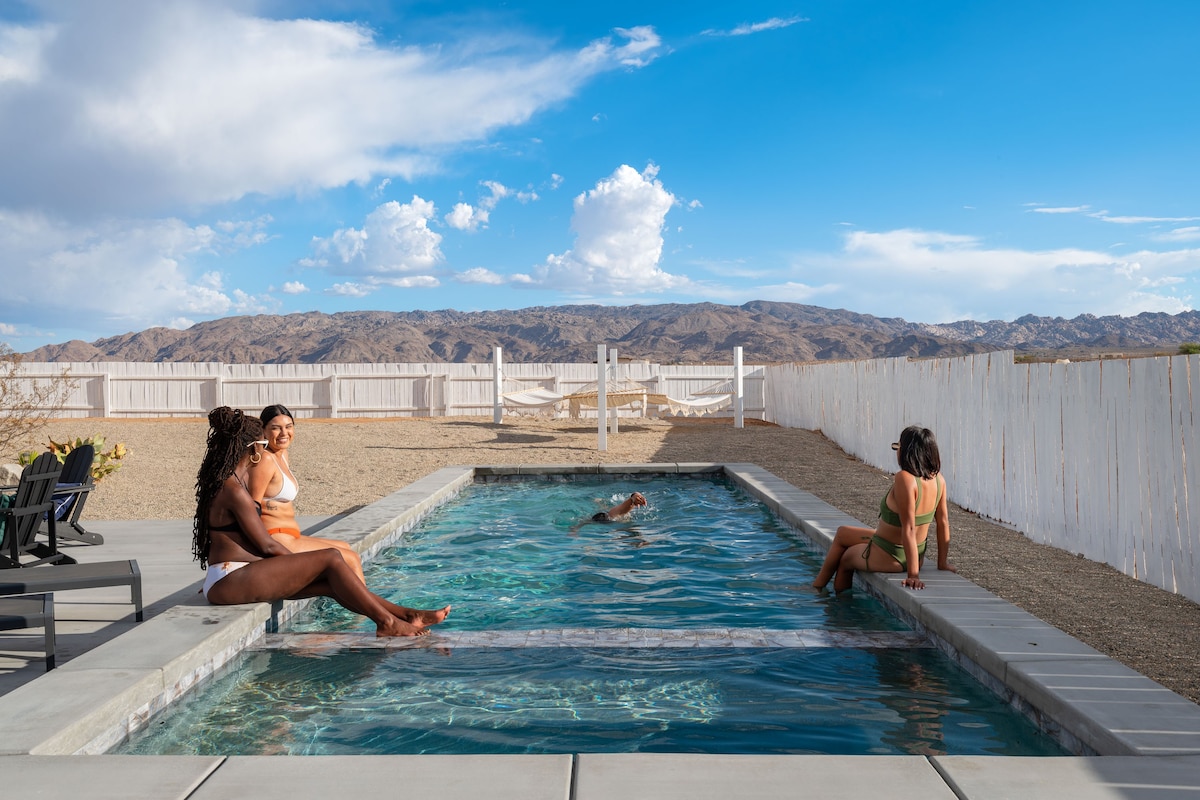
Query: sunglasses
247 440 269 448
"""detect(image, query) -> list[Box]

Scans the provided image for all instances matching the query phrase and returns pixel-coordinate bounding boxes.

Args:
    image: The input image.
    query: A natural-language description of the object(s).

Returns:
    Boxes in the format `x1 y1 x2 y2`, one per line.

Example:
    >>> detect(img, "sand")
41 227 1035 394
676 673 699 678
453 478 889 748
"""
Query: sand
28 414 1200 704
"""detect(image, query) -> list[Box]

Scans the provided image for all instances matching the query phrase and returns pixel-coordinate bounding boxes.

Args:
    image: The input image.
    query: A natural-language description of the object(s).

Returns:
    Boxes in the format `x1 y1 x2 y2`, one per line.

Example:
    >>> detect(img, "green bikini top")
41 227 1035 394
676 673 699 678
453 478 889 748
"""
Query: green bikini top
879 475 941 527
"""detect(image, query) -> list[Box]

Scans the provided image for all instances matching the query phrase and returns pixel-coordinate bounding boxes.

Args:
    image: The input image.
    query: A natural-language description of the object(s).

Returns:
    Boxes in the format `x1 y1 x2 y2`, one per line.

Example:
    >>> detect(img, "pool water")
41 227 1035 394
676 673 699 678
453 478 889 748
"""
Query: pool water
293 475 903 633
117 475 1065 756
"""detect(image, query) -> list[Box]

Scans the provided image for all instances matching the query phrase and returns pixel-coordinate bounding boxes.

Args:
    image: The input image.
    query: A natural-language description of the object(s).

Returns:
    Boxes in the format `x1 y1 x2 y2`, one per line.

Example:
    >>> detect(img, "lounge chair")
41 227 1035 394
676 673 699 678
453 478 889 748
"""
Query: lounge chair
0 594 55 670
47 444 104 545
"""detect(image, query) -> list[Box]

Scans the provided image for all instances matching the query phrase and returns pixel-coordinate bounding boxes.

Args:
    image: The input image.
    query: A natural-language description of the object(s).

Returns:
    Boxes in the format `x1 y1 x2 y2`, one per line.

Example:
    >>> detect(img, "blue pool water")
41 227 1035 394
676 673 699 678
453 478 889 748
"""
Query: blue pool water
117 474 1064 756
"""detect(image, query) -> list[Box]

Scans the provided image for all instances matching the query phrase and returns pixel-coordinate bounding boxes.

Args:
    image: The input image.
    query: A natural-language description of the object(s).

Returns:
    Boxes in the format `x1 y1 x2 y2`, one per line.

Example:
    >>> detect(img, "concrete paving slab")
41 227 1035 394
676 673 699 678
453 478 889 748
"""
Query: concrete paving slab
1005 659 1200 756
932 755 1200 799
0 755 224 800
190 754 573 800
575 754 959 800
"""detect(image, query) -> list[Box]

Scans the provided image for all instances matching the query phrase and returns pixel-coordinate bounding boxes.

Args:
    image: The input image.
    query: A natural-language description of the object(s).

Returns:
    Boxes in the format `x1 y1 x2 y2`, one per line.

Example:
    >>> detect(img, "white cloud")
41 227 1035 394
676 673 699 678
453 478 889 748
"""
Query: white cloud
1092 213 1200 224
0 4 664 215
0 209 274 331
456 268 507 285
528 164 688 295
445 202 489 232
0 322 17 335
309 197 443 281
703 16 808 37
810 228 1197 320
1030 205 1090 214
325 282 373 298
280 281 309 294
1153 226 1200 243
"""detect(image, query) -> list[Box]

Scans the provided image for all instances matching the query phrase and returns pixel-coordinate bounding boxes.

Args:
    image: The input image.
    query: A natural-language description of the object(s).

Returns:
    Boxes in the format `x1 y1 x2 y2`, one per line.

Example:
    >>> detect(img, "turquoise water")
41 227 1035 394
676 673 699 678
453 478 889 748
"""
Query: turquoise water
293 475 902 633
117 475 1064 756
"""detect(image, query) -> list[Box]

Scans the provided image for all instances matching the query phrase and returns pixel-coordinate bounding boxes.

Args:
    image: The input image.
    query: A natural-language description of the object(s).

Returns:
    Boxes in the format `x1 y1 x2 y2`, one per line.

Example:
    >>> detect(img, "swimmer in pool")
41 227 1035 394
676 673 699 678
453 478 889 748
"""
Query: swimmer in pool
570 492 647 533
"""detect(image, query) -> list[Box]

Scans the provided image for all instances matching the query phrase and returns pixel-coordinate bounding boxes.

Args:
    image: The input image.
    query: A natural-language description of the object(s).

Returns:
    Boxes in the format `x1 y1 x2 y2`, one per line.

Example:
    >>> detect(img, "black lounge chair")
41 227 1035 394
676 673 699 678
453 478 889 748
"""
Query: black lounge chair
0 594 55 670
47 444 104 545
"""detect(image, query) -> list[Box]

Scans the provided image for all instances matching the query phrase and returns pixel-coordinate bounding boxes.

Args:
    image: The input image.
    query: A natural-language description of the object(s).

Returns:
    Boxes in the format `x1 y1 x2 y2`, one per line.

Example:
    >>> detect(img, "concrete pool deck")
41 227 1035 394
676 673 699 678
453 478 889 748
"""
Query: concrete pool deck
2 463 1199 799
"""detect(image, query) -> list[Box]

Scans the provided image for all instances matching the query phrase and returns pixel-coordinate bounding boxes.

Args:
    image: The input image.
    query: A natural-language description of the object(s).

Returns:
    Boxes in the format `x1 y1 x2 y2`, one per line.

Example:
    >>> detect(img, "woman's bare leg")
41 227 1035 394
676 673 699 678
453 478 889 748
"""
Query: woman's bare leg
272 533 366 584
207 551 426 636
813 525 874 589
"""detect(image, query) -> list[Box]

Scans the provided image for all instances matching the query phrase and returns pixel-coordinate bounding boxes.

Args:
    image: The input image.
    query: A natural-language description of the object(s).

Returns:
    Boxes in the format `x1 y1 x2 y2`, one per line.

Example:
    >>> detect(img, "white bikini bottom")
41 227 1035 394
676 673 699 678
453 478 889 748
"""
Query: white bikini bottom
203 561 249 600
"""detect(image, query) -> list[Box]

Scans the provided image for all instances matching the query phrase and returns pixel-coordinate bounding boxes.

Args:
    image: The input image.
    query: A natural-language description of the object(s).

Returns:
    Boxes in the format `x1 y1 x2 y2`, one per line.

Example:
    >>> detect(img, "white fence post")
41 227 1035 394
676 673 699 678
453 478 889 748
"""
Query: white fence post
597 344 607 452
609 347 619 434
493 346 504 424
734 346 744 429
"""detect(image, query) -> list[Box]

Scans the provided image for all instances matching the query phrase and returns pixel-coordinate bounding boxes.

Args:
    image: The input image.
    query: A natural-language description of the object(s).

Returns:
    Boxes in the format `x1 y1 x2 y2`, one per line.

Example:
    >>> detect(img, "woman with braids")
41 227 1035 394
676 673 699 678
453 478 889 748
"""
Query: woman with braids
194 407 450 637
812 425 956 593
247 403 365 584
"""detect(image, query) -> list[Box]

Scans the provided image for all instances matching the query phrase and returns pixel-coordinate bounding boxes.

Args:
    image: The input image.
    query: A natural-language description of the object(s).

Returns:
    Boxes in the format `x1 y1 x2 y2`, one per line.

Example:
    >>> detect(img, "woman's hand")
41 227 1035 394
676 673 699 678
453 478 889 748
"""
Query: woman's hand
902 574 925 590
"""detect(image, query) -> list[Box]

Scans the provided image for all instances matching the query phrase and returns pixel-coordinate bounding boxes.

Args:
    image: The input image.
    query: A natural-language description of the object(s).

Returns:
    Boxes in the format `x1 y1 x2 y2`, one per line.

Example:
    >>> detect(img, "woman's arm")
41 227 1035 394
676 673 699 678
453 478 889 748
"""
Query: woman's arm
245 452 279 504
934 475 955 572
894 473 924 589
225 478 291 558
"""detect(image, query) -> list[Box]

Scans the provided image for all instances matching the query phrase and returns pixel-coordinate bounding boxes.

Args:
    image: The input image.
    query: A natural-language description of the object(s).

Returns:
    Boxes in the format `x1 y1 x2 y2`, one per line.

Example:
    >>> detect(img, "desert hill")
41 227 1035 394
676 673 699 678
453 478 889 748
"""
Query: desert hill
22 302 1200 364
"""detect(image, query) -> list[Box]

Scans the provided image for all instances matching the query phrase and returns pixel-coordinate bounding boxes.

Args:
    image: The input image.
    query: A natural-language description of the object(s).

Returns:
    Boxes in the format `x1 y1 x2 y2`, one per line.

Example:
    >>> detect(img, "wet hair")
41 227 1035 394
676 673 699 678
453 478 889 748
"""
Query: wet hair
896 425 941 479
193 407 264 568
259 404 295 427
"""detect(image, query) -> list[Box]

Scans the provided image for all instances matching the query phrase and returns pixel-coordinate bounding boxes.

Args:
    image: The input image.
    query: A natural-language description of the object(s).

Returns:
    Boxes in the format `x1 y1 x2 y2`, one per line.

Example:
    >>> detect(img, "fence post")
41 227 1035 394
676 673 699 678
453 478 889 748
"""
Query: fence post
609 347 619 434
493 347 504 424
597 344 607 452
214 374 224 411
328 375 338 419
101 372 110 418
734 346 744 429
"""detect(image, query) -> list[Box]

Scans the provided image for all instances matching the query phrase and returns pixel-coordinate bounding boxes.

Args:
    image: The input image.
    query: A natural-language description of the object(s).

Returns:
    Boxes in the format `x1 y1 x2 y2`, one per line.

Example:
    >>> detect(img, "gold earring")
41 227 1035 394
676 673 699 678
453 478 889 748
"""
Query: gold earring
249 451 261 464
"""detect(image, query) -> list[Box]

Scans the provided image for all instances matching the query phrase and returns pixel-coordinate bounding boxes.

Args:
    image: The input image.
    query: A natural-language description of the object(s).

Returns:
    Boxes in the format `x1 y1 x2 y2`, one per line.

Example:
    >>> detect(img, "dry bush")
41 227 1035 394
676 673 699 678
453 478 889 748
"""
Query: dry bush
0 344 75 460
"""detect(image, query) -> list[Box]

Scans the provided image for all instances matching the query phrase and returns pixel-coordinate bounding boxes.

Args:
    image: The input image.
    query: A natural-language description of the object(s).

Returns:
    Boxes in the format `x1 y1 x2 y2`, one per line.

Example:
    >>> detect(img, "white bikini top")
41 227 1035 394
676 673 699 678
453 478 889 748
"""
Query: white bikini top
265 457 299 503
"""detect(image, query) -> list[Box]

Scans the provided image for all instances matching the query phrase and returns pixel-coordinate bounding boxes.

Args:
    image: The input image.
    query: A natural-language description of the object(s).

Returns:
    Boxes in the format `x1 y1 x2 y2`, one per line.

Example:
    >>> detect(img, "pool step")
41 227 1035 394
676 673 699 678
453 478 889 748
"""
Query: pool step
257 627 932 651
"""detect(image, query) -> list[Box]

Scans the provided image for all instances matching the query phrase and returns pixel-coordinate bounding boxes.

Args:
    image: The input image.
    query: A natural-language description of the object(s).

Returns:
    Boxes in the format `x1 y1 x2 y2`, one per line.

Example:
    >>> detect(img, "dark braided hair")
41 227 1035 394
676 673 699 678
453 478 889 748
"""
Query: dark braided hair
193 407 263 568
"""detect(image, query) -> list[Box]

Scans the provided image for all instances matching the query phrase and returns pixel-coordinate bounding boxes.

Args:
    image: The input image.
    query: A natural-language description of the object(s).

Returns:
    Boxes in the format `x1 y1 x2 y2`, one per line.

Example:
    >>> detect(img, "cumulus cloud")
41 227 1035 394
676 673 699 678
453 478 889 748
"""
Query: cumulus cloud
325 282 372 298
445 202 489 232
0 209 272 331
280 281 309 294
806 228 1197 320
0 3 664 215
455 268 507 285
525 164 688 296
308 196 443 283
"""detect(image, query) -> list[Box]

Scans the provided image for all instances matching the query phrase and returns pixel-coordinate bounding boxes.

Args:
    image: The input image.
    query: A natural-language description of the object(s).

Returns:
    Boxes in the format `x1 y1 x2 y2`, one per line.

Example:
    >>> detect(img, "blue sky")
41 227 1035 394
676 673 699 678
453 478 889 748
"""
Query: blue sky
2 0 1198 352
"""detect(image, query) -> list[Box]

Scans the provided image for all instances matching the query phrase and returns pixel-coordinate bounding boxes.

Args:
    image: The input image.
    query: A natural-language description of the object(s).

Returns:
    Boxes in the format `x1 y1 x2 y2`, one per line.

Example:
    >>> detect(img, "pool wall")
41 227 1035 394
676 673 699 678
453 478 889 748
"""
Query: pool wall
1 463 1198 760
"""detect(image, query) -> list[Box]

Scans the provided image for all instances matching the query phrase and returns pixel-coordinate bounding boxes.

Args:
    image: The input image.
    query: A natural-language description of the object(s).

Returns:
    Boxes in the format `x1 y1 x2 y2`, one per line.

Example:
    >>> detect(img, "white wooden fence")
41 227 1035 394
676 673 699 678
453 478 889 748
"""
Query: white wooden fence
764 351 1200 604
12 361 766 421
10 352 1198 602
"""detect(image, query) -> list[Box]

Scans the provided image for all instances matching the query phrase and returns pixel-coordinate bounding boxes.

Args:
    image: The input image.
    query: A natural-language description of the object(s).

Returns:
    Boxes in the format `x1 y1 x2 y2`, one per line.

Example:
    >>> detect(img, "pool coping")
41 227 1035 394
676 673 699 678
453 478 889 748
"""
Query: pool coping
1 463 1198 762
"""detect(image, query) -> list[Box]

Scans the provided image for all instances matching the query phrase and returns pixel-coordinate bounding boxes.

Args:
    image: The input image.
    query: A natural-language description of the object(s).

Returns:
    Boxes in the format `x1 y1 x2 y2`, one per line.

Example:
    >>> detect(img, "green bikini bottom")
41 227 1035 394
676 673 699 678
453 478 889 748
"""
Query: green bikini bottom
863 535 927 568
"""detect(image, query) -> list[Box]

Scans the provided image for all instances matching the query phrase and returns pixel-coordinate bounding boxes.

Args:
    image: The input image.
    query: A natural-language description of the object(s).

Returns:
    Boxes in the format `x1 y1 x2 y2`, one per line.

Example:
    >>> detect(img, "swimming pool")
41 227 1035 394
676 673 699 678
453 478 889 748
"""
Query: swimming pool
117 474 1064 757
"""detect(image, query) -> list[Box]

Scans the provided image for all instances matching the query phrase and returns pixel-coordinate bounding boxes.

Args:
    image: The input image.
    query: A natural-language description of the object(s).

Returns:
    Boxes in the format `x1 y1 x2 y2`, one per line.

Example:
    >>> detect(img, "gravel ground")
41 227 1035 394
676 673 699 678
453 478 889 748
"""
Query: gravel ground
24 415 1200 704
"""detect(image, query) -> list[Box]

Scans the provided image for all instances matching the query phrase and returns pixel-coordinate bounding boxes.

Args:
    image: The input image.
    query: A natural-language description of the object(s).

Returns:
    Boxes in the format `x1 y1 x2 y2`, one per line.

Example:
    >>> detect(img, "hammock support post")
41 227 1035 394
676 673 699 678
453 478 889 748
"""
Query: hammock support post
596 344 607 452
734 346 744 429
609 347 619 434
493 346 504 424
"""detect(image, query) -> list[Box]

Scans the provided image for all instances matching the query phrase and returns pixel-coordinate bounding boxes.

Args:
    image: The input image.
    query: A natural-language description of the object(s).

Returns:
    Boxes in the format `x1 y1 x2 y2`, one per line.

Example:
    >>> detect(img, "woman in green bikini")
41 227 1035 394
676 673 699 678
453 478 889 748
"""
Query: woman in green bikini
812 426 956 592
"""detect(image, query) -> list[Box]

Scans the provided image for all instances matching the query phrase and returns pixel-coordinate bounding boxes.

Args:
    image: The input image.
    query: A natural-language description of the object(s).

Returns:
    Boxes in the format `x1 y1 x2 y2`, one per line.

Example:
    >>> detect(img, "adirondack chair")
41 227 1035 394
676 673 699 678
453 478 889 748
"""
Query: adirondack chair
0 452 72 568
47 444 104 545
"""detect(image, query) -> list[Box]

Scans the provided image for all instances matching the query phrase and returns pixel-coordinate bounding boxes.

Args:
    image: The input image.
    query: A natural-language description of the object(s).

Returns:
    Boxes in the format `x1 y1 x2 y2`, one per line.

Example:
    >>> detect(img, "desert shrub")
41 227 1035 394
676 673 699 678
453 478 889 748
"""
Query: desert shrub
18 435 129 483
1179 342 1200 355
0 344 74 459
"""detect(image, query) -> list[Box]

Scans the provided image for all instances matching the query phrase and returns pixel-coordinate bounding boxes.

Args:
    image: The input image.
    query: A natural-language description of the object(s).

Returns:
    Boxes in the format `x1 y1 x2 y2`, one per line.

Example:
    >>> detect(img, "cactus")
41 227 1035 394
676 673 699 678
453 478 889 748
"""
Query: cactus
17 435 129 484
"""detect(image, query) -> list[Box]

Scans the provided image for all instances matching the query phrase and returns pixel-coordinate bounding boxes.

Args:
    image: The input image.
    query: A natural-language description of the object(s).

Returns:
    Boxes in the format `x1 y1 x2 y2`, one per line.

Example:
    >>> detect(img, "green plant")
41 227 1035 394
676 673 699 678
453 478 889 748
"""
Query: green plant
18 435 129 484
1179 342 1200 355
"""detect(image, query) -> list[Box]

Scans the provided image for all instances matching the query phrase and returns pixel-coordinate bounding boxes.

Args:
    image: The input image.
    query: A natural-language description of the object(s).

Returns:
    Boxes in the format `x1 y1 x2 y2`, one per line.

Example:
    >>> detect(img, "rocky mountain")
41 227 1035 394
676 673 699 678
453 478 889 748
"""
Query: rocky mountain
22 302 1200 364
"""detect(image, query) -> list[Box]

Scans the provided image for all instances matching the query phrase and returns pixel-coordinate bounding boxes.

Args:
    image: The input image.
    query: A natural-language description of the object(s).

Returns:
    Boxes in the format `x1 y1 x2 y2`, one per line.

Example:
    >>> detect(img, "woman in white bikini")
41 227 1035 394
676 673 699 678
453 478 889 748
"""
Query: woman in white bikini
812 425 956 592
247 404 365 584
193 406 449 636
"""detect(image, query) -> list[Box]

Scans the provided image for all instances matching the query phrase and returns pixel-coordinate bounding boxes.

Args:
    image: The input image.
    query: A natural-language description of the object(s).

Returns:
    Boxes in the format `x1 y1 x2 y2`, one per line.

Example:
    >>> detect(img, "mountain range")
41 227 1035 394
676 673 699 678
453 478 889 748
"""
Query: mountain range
23 302 1200 364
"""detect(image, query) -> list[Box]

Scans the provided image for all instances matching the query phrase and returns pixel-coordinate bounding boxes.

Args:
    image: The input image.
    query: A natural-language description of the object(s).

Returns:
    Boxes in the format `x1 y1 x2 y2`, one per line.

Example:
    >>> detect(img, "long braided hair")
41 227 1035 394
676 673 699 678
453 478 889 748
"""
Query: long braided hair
193 407 263 568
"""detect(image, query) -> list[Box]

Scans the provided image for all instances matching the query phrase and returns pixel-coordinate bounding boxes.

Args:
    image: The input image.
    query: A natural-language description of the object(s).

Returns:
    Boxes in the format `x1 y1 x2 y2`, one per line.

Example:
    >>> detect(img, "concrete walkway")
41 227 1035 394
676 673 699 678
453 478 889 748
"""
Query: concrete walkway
2 467 1200 799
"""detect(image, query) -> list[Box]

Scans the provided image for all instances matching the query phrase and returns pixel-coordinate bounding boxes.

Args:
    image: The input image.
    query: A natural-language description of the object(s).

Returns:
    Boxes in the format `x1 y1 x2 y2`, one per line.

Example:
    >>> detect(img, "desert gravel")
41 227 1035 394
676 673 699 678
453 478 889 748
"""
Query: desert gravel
24 415 1200 704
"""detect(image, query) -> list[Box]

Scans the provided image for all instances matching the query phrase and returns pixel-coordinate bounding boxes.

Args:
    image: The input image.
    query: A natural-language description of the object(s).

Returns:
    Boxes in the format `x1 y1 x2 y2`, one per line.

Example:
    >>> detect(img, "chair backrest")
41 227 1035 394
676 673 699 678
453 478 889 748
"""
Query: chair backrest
59 445 95 486
1 453 64 560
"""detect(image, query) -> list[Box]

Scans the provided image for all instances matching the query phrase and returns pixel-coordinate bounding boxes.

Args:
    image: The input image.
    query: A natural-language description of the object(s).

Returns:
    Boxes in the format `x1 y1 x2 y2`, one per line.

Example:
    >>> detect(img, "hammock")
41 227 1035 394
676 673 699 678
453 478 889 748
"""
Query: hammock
563 379 732 418
499 378 565 416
